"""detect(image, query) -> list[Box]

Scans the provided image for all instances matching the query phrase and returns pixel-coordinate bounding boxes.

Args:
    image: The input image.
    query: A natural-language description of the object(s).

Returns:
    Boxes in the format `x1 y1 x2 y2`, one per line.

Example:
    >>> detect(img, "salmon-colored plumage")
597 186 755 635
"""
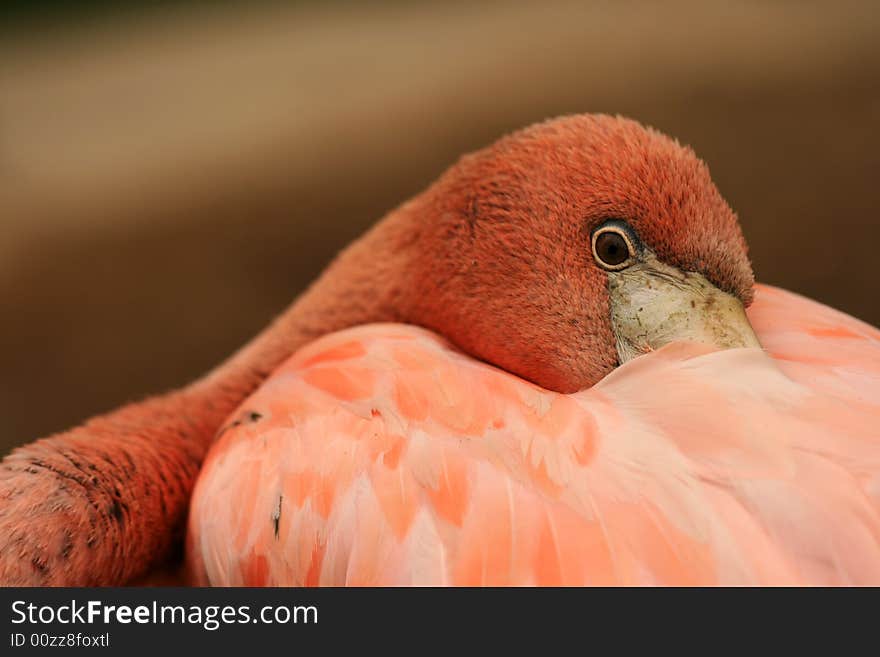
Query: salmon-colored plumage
187 285 880 586
3 114 877 587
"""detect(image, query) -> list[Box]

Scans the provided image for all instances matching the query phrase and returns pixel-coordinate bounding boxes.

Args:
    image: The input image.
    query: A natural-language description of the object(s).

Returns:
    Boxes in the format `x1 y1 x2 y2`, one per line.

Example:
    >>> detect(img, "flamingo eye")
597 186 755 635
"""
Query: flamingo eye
592 223 637 271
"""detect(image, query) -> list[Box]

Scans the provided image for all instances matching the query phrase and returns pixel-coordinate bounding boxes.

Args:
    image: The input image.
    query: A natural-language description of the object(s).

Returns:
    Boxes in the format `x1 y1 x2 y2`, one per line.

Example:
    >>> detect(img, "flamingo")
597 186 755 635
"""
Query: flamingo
2 114 878 586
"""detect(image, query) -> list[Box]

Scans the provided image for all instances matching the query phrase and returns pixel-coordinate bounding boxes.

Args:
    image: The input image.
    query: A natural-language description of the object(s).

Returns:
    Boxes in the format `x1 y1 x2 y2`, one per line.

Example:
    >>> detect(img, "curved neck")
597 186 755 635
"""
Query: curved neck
1 205 421 585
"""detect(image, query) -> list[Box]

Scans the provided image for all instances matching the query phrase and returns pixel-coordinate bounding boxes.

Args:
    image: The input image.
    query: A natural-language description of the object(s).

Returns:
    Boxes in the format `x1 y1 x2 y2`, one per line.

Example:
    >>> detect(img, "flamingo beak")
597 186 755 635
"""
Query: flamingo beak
606 252 761 365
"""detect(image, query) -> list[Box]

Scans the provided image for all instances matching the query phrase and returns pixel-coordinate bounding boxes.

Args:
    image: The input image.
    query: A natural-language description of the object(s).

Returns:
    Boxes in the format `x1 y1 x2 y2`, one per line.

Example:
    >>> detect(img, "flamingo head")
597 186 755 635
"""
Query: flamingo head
389 114 760 393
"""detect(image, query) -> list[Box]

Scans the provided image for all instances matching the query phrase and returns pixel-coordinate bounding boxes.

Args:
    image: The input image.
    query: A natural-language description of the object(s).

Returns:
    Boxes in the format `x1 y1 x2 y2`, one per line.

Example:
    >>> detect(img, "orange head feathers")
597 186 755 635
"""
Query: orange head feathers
370 114 757 392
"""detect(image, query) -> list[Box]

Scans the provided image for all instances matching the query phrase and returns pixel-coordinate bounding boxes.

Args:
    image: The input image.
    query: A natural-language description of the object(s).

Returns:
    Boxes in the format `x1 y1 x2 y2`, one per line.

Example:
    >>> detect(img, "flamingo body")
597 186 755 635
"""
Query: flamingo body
187 285 880 586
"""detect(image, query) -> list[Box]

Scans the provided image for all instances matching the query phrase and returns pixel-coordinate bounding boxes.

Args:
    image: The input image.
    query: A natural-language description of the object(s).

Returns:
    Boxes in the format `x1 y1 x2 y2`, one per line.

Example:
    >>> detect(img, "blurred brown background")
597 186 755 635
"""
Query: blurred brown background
1 0 878 455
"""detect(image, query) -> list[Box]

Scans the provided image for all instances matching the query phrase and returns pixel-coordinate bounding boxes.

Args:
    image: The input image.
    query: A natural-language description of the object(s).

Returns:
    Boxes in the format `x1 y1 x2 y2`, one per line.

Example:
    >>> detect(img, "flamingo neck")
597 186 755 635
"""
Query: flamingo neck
0 205 419 585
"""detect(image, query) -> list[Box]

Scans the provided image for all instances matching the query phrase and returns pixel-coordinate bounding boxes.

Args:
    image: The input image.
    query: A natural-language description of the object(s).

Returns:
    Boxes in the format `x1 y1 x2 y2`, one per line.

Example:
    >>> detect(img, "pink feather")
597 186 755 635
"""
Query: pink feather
187 284 880 585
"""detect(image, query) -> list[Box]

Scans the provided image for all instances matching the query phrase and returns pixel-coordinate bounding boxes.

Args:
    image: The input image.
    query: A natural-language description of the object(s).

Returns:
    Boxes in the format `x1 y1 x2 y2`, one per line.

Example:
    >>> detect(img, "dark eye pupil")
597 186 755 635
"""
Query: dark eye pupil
596 232 630 266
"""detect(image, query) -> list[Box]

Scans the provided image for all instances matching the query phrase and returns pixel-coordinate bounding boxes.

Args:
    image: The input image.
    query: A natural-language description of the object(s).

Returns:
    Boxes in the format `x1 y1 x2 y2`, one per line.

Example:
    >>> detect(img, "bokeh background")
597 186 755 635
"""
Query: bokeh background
2 0 878 455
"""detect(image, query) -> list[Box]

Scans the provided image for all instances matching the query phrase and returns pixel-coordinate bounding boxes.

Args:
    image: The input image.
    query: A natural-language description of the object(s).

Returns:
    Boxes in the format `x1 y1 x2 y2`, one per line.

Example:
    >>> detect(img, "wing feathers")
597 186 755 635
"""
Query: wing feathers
189 286 880 585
